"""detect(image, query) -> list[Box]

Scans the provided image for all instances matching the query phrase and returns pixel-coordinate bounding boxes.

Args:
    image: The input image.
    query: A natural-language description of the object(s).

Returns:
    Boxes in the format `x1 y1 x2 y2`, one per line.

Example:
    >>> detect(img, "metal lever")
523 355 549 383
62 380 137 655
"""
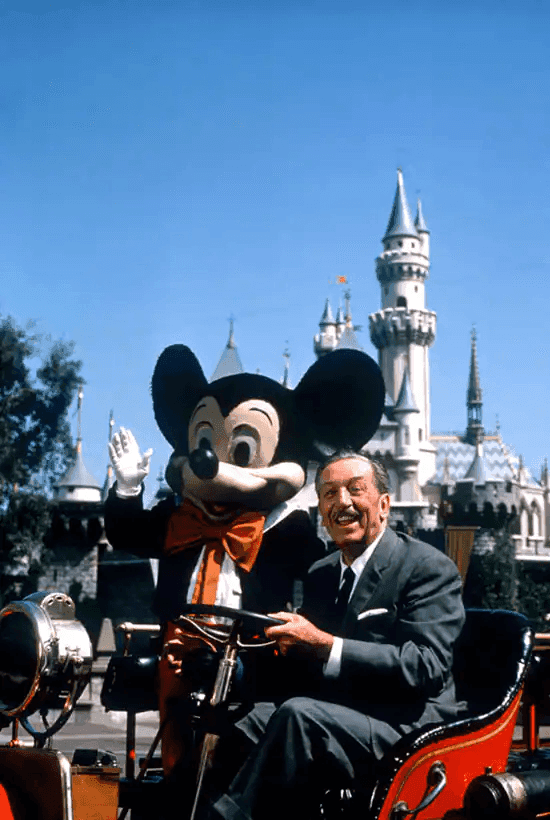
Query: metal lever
391 761 447 820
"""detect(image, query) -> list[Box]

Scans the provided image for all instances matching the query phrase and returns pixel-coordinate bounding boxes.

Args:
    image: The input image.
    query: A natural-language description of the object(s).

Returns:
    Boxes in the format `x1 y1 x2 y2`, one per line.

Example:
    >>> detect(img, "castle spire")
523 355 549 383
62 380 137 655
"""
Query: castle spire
102 410 116 501
394 366 419 414
335 290 362 351
384 168 418 240
211 318 243 380
465 327 484 444
415 198 429 233
281 346 291 388
314 298 338 358
320 298 335 326
76 383 83 454
369 169 436 490
55 384 101 503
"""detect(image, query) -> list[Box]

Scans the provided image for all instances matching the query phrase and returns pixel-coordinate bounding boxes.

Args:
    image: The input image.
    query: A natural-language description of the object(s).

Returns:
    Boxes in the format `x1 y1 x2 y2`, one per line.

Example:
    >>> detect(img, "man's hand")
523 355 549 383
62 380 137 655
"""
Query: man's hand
163 627 217 677
265 612 334 662
109 427 153 497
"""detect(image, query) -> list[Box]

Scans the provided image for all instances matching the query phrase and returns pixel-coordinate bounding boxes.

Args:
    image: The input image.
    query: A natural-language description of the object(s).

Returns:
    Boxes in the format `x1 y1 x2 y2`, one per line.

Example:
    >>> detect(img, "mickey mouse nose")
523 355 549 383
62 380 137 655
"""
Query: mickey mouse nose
189 445 219 480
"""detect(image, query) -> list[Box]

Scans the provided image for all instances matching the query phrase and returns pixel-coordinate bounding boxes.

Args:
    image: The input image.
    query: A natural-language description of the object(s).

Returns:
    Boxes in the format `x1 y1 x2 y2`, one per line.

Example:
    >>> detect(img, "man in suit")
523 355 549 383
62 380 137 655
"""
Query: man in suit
210 451 465 820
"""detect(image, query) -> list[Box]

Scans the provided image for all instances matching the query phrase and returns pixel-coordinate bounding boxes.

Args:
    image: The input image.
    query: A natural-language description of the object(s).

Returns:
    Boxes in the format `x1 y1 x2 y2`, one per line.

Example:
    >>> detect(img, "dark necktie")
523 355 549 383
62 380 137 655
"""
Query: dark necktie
333 566 355 620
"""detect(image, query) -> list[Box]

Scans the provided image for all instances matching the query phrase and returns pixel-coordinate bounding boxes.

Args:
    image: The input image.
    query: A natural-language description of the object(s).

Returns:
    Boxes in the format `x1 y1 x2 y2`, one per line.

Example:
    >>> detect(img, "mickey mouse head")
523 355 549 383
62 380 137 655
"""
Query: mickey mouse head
152 345 384 511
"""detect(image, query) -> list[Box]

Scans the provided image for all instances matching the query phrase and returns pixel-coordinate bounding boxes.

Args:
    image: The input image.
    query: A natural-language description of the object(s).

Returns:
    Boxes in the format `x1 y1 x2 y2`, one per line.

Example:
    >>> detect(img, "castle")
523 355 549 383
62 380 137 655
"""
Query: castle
313 170 550 560
36 170 550 624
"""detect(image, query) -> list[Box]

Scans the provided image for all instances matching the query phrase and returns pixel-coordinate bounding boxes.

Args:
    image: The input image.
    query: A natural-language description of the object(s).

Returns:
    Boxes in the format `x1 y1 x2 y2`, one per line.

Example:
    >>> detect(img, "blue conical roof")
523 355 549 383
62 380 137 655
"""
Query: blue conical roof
335 325 363 352
394 367 419 413
56 447 101 491
464 442 497 486
211 320 243 381
319 298 335 327
415 198 429 232
384 169 418 240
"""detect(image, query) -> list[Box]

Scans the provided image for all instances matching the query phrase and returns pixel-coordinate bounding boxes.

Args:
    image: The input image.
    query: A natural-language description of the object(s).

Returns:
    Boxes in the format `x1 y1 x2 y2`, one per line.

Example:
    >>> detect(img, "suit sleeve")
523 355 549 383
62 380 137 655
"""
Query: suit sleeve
340 551 464 701
104 485 174 558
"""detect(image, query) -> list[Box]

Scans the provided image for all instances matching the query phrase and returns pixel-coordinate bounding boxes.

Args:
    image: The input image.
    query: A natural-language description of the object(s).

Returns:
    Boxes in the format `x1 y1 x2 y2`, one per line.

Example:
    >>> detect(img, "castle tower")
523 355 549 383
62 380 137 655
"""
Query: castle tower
46 385 103 603
369 169 436 485
314 292 362 357
392 366 422 502
54 385 102 505
314 298 338 357
465 328 484 445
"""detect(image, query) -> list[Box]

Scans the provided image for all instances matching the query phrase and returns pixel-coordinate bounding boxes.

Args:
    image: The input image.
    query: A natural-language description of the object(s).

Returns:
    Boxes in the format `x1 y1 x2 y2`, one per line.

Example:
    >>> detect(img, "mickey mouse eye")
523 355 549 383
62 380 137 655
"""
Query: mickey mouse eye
194 425 213 451
229 430 258 468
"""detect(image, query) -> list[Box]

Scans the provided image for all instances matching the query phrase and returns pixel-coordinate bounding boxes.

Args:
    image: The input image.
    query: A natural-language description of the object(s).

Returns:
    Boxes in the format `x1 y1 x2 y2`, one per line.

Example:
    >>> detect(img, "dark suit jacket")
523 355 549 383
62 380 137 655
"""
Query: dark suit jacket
104 486 325 622
293 527 465 735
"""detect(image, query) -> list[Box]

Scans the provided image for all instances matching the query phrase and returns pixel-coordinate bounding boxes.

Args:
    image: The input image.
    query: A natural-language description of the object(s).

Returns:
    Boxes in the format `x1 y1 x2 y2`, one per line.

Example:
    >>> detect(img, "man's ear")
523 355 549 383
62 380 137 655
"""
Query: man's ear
379 493 391 523
293 350 385 461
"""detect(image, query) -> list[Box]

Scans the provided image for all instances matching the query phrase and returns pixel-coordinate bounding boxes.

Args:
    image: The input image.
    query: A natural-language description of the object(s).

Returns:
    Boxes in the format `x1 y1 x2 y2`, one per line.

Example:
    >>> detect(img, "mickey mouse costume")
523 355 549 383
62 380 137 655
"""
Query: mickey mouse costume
104 344 384 775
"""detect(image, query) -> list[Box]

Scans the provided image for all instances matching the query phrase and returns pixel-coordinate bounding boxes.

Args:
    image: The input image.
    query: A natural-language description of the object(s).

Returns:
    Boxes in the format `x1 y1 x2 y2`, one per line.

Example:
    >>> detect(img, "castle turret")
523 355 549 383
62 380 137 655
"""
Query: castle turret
369 170 436 485
465 328 484 445
55 385 101 505
281 347 292 388
335 290 362 351
211 319 243 380
314 298 338 357
392 366 422 502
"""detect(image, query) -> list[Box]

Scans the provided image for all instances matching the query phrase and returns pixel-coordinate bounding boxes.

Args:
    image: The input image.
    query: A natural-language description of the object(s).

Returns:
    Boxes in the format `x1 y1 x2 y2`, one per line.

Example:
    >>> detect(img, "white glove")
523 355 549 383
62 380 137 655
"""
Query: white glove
109 427 153 498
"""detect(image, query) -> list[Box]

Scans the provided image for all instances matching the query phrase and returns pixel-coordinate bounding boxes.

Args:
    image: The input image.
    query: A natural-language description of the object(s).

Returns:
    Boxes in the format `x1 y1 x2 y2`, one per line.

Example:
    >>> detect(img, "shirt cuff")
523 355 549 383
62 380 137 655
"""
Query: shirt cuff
115 483 142 498
324 637 343 678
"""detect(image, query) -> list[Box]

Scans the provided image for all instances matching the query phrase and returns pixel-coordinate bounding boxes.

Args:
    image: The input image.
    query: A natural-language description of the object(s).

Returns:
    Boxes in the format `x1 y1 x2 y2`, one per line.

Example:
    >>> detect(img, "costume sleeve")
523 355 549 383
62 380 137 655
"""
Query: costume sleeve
103 485 174 558
340 551 464 701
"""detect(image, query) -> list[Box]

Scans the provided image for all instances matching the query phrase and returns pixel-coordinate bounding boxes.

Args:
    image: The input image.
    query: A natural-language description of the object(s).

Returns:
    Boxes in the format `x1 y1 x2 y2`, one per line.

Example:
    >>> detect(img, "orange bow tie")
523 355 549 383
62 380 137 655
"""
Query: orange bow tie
164 498 266 605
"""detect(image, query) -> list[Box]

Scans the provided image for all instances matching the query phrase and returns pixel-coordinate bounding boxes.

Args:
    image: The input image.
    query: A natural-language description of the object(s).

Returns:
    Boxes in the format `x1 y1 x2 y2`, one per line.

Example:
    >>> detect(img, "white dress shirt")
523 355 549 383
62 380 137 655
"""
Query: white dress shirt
324 526 387 678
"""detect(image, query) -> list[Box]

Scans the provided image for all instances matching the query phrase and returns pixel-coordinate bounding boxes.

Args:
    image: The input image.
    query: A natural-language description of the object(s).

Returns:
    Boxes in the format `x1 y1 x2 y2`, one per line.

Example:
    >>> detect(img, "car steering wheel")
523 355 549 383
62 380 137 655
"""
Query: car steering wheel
174 603 285 649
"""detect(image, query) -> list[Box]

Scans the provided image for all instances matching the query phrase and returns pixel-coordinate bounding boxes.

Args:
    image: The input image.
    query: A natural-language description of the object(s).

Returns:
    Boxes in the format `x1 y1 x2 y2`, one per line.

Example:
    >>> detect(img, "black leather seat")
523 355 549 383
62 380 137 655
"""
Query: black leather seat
328 610 534 820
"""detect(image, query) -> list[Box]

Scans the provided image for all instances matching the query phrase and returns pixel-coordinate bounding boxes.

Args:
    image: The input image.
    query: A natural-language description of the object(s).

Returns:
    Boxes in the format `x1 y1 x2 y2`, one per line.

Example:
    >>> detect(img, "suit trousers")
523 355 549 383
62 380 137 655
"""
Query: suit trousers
212 696 403 820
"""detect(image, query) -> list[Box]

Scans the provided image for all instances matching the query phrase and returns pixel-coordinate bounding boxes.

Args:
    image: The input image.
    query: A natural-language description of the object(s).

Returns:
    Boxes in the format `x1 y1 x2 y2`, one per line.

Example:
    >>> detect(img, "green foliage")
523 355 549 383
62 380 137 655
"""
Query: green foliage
464 527 550 631
0 315 82 591
0 316 82 505
463 528 517 611
0 492 53 575
516 562 550 632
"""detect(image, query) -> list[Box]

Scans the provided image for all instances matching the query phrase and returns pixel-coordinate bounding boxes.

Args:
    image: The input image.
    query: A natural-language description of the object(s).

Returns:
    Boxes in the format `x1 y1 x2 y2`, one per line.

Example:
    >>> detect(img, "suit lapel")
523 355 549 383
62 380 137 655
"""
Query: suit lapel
304 552 341 630
343 528 398 630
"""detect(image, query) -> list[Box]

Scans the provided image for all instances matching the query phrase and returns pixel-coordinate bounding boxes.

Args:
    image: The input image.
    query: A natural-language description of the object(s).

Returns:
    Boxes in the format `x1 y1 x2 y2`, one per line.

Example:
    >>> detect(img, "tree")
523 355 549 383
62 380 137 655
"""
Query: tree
0 315 82 594
0 316 82 505
463 527 517 611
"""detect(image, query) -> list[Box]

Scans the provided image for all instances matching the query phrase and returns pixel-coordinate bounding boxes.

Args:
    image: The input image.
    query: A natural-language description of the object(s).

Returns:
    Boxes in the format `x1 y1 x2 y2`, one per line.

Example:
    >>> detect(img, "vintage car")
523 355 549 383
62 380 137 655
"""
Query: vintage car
0 591 549 820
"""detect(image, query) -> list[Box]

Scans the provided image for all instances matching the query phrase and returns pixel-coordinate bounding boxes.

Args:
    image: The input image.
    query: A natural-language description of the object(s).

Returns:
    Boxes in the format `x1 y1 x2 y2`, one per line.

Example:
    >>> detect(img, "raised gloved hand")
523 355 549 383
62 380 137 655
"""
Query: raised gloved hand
109 427 153 497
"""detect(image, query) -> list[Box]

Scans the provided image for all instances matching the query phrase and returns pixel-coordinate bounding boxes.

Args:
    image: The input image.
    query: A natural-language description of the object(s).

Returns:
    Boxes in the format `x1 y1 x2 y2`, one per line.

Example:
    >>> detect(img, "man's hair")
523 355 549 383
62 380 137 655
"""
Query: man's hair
314 449 390 496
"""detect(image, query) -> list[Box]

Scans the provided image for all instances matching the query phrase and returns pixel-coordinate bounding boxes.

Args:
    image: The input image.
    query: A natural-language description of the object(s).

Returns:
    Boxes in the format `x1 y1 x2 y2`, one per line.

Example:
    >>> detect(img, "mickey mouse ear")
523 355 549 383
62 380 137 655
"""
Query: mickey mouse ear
151 345 208 450
294 350 385 460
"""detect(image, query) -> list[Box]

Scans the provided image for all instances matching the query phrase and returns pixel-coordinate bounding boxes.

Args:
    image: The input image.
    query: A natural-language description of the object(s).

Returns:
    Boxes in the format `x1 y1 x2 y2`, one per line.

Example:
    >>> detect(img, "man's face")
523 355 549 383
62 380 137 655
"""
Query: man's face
318 458 390 557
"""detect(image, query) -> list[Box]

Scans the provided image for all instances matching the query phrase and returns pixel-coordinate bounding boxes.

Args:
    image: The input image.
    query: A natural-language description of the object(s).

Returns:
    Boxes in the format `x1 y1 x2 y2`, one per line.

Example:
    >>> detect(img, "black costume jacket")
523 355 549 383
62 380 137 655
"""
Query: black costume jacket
104 487 325 622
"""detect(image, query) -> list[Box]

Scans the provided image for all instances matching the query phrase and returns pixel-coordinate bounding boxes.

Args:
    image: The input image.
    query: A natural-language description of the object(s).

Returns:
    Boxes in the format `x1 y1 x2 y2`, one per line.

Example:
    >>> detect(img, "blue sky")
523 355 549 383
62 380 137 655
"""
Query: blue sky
1 0 549 500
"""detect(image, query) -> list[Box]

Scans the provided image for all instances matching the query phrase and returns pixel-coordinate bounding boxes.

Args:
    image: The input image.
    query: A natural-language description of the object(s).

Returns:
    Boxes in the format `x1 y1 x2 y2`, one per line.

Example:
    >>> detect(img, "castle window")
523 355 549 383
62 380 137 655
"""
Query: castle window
404 427 410 445
530 501 541 537
419 428 423 441
415 286 418 292
398 241 403 247
396 296 407 307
